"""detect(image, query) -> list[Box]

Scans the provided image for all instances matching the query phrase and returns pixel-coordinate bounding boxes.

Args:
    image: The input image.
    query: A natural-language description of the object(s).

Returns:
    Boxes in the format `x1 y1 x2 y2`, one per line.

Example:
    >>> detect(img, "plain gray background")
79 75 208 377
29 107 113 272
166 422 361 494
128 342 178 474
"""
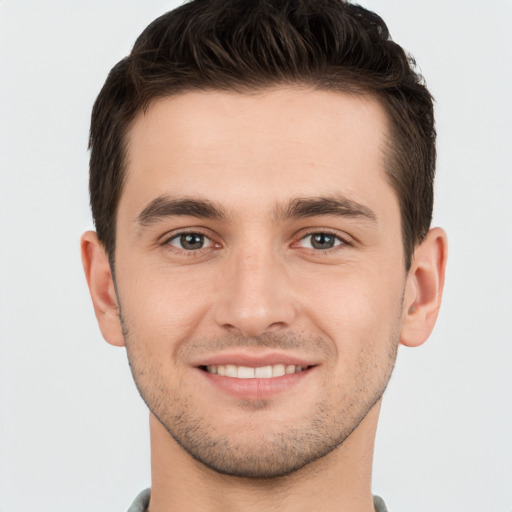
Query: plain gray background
1 1 511 510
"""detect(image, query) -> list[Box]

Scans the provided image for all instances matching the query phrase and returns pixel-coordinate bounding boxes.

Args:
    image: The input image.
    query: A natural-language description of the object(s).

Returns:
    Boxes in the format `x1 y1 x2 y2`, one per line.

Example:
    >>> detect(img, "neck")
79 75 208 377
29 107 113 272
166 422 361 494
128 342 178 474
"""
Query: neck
147 402 380 512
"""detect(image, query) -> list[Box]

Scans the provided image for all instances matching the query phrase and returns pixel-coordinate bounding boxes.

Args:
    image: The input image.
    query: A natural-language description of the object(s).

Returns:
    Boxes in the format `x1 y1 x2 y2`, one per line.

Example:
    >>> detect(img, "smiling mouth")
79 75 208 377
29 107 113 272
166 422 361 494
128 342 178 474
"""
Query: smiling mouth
200 364 313 379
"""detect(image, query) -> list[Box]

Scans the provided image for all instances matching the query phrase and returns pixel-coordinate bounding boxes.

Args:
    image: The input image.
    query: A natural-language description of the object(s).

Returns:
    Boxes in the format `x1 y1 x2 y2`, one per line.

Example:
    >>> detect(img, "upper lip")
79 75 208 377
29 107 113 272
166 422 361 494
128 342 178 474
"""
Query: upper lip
192 350 319 368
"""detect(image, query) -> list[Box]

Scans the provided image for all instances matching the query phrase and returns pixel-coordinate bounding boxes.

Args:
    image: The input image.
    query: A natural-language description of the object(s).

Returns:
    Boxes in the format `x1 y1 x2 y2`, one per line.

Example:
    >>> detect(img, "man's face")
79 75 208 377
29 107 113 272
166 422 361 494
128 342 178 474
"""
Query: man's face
113 88 407 477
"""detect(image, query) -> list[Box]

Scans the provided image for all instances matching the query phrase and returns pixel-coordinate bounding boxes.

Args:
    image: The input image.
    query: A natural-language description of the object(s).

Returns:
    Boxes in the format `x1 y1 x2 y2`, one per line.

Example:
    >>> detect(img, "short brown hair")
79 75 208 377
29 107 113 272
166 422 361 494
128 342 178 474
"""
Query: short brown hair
89 0 435 270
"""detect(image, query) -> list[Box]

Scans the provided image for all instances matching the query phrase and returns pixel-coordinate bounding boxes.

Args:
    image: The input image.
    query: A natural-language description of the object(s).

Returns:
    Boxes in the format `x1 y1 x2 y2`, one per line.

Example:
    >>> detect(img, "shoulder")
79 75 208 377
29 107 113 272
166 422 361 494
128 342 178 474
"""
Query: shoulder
373 495 389 512
127 488 151 512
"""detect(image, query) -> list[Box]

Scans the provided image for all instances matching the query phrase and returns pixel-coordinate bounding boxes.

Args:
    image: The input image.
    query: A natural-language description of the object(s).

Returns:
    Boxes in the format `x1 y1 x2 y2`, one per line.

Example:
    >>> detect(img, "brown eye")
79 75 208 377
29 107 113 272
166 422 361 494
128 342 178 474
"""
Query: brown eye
168 233 212 251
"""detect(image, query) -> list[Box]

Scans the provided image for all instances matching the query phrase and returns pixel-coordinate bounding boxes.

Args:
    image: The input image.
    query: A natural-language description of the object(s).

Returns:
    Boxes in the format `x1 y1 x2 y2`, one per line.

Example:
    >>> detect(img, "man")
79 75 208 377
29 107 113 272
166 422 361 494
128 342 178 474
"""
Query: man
81 0 447 510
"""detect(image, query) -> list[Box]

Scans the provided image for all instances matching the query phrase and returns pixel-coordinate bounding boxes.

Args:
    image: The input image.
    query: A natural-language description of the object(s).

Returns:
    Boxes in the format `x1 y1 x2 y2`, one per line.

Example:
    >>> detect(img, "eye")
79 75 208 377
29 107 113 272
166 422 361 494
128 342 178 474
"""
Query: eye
167 233 213 251
299 232 344 250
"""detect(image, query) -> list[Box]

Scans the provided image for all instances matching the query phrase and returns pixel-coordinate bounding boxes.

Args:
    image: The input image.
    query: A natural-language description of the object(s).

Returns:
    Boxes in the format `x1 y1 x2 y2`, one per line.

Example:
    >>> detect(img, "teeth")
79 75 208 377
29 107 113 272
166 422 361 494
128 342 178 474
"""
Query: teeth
225 364 237 377
237 366 255 379
205 364 307 378
255 365 272 378
273 364 286 377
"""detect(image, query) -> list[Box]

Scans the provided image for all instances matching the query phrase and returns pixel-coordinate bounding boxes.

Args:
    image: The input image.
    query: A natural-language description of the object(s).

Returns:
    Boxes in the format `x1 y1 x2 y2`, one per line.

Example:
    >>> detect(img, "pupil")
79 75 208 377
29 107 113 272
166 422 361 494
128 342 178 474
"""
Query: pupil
181 234 204 250
312 233 334 249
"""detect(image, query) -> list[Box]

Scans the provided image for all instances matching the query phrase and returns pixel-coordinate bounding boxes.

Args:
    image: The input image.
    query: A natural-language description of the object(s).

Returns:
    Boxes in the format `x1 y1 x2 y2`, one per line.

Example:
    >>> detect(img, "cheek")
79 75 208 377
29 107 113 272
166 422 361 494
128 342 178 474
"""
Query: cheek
298 265 405 357
116 262 214 347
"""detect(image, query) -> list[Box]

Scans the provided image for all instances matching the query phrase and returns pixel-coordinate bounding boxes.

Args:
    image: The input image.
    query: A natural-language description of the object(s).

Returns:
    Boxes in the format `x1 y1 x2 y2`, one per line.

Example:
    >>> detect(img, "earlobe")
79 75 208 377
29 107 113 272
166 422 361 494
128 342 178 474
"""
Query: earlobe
81 231 125 347
400 227 448 348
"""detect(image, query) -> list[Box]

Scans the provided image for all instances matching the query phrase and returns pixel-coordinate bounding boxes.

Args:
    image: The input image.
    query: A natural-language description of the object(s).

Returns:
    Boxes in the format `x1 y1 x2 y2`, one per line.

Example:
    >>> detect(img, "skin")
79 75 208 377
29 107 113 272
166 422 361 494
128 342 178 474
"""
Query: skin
82 87 447 512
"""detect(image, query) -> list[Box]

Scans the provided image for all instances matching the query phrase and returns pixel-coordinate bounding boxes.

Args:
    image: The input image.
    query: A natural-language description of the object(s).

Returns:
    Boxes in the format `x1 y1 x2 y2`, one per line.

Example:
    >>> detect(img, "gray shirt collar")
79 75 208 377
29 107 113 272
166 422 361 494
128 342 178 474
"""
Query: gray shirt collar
127 488 389 512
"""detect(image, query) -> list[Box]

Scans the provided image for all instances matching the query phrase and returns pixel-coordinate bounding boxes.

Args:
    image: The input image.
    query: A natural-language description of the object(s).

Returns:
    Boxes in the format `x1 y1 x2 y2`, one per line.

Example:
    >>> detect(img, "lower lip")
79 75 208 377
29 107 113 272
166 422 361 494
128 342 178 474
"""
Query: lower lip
199 368 314 400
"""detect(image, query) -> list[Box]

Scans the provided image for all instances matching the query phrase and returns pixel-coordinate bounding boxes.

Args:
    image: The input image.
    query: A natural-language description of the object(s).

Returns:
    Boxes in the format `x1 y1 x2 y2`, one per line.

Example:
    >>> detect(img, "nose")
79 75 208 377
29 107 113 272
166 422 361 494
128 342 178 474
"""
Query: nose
213 246 297 338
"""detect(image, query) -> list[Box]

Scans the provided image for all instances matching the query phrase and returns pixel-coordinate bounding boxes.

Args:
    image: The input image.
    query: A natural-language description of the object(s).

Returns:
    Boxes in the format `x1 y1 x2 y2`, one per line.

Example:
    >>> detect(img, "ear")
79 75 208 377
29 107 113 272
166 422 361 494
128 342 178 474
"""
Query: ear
400 227 448 347
81 231 125 347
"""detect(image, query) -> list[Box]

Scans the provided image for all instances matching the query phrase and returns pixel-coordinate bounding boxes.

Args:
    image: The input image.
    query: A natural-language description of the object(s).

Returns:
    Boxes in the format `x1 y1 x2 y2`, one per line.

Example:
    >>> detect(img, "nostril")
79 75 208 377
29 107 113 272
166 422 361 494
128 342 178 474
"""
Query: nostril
267 321 287 331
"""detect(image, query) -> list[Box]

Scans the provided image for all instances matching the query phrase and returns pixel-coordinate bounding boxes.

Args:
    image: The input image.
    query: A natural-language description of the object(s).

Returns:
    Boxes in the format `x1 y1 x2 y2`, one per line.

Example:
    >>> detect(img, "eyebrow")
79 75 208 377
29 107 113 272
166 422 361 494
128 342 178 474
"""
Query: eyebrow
136 196 227 226
135 194 377 227
275 195 378 223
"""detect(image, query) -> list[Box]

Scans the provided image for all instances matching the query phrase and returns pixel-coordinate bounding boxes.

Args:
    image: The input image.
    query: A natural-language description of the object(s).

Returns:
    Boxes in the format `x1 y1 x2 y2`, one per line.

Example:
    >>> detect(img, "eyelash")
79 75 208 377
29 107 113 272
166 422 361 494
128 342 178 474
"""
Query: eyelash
163 229 218 254
162 229 351 255
299 230 350 247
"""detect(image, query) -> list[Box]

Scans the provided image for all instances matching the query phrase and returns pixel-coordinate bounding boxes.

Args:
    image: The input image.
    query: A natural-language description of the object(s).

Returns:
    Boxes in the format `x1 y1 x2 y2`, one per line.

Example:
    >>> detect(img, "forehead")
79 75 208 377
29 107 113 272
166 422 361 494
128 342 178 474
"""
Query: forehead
121 87 394 219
